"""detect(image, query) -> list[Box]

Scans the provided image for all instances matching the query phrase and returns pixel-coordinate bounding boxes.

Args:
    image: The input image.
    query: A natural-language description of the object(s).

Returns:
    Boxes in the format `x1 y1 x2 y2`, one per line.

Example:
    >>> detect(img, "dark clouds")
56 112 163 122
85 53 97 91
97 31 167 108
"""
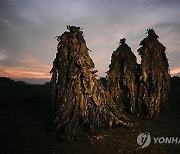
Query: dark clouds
0 0 180 82
0 0 28 57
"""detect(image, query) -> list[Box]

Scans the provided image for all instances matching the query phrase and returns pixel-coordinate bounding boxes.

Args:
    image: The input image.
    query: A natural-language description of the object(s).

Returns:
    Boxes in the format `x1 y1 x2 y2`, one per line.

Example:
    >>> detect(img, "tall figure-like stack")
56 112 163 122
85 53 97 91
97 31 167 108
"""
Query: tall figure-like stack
137 29 171 118
50 26 132 141
106 38 138 113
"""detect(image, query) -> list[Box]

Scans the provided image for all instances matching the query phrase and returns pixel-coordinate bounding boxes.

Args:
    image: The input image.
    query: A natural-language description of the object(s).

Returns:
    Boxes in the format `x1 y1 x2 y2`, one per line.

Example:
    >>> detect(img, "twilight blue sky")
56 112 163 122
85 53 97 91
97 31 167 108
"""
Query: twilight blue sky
0 0 180 83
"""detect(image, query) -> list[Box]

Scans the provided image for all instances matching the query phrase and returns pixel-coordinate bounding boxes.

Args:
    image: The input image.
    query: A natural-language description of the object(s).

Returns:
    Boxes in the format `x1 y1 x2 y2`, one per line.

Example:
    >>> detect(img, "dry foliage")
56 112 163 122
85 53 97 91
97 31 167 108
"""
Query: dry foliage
50 26 132 141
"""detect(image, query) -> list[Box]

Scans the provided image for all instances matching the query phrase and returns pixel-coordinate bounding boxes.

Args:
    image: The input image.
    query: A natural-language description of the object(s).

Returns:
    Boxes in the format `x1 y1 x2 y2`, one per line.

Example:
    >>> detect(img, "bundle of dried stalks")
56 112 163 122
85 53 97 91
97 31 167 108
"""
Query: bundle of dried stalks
50 26 132 141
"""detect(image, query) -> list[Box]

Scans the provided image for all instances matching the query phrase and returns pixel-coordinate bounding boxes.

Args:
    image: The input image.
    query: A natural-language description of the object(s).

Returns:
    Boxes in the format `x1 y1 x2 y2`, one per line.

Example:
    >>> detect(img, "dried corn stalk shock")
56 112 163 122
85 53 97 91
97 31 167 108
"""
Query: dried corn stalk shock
106 38 138 114
137 29 171 118
50 26 132 142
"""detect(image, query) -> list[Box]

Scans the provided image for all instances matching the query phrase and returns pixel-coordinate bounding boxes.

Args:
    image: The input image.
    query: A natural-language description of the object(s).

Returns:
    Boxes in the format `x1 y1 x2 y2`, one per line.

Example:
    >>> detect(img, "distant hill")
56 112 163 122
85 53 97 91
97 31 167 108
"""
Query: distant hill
0 77 16 85
13 78 50 84
0 77 51 104
0 77 27 87
0 77 50 86
171 76 180 86
171 72 180 77
99 76 180 88
1 76 180 87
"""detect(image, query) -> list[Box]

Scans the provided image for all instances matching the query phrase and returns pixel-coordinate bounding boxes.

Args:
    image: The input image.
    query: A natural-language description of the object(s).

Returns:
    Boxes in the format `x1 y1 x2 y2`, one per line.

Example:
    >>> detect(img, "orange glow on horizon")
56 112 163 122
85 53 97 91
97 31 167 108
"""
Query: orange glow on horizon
0 54 52 79
0 68 51 79
0 52 179 79
0 64 51 79
1 67 180 79
170 68 180 76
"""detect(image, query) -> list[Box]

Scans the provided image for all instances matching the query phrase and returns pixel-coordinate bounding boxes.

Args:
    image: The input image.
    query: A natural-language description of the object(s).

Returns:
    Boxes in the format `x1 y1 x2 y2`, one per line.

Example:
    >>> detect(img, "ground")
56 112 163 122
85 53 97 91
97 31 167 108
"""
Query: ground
0 77 180 154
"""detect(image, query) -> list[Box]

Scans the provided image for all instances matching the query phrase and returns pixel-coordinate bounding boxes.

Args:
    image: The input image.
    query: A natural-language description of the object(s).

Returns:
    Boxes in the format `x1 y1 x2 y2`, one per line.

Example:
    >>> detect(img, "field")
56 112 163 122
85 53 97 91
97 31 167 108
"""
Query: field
0 77 180 154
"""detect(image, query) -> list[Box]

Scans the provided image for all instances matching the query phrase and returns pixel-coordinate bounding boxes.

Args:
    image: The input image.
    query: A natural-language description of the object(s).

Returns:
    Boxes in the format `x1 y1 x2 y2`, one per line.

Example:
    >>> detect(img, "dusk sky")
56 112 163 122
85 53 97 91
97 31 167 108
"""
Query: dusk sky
0 0 180 84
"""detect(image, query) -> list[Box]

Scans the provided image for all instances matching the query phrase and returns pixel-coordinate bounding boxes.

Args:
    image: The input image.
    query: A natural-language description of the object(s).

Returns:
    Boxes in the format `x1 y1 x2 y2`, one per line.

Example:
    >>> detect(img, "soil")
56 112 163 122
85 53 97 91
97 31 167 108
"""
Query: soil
0 77 179 154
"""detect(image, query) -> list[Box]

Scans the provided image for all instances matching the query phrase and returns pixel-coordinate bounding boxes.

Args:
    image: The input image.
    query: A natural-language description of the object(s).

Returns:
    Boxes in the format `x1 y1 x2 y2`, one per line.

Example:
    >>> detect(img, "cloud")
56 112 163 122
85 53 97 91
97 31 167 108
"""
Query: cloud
0 0 180 80
0 55 51 78
0 65 50 78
